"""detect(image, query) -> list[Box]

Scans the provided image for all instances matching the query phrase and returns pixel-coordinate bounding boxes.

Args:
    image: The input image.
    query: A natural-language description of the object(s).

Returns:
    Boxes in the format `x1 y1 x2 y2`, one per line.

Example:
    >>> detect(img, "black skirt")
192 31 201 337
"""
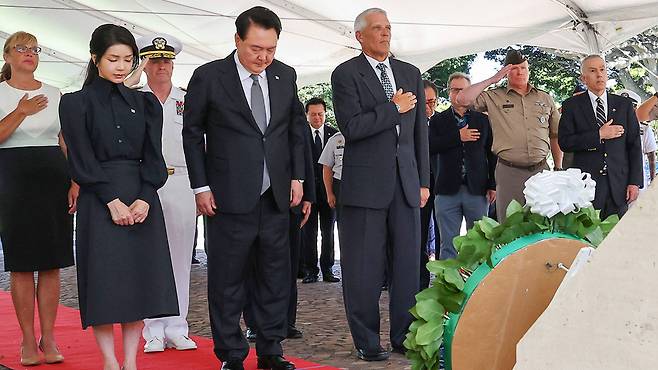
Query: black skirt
0 146 74 272
75 160 179 328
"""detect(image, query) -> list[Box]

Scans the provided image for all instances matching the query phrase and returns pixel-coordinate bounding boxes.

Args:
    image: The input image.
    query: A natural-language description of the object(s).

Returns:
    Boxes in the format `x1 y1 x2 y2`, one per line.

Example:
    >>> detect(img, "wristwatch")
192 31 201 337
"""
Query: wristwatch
394 102 401 113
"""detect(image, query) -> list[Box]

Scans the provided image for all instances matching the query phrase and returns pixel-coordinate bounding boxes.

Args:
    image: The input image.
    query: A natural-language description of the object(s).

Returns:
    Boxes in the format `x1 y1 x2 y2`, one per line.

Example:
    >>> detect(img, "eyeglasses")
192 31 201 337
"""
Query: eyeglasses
426 99 437 106
14 45 42 55
448 87 464 93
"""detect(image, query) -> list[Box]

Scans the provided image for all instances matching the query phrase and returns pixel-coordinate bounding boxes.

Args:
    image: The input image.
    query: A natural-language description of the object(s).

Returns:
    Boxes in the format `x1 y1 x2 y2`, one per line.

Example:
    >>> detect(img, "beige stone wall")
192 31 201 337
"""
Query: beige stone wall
515 181 658 369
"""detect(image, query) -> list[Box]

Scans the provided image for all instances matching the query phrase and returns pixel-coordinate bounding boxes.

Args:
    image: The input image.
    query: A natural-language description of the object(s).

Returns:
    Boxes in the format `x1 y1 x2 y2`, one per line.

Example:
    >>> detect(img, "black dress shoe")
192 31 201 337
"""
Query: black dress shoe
245 327 257 343
301 275 318 284
356 347 390 361
191 257 201 265
257 355 295 370
322 274 340 283
221 359 244 370
286 327 303 339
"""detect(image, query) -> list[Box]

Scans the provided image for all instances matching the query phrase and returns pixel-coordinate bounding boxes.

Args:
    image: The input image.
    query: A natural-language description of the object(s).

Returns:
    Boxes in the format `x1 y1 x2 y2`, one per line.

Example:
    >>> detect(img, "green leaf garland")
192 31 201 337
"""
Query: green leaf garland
404 200 618 369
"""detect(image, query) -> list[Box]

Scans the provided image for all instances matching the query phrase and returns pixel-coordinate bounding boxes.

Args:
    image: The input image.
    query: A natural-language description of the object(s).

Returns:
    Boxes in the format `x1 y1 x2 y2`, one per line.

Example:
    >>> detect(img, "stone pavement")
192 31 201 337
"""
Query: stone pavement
0 250 411 370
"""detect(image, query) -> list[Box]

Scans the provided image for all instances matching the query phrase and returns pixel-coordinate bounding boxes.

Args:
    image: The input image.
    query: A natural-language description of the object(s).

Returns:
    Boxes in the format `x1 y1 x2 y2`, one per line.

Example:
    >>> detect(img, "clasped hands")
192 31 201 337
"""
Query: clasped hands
107 198 150 226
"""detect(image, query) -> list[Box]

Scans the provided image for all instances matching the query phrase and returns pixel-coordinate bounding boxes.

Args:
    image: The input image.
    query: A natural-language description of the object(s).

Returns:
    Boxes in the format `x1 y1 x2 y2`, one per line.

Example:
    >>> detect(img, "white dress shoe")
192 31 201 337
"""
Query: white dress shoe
144 337 165 353
166 335 198 350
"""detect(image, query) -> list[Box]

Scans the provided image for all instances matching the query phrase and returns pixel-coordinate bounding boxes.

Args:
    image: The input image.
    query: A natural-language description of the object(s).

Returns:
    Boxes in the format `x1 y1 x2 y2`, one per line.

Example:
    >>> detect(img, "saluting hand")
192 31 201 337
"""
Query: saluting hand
107 199 135 226
130 199 150 223
123 57 149 88
490 64 513 84
17 93 48 116
460 125 480 142
599 119 624 140
391 89 417 114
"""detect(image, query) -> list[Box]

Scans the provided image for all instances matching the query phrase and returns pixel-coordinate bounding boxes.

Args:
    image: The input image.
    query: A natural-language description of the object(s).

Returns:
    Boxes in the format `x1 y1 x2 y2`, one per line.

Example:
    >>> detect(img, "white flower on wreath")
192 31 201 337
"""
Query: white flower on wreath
523 169 596 218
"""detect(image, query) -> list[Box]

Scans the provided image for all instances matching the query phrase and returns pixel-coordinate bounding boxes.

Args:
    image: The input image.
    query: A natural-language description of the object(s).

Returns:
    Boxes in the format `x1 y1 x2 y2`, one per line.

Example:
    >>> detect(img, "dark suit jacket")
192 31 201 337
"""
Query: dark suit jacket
330 53 430 209
307 124 338 203
429 108 496 196
183 51 306 214
558 92 643 206
291 130 317 215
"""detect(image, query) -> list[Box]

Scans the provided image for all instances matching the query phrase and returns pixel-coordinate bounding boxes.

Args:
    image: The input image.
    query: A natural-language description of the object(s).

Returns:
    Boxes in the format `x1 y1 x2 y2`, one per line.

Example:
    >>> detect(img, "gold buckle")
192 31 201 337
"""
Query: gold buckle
167 167 175 176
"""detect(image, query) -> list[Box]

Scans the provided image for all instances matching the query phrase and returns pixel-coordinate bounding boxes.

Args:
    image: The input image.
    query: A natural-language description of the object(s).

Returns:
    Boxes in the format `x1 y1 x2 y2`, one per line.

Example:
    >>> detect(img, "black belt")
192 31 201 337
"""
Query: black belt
498 158 547 172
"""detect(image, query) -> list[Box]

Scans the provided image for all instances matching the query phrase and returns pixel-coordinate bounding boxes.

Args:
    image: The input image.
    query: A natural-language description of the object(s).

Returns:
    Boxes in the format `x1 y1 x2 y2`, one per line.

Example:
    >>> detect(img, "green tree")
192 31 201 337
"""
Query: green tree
297 82 336 128
422 54 476 100
484 46 580 103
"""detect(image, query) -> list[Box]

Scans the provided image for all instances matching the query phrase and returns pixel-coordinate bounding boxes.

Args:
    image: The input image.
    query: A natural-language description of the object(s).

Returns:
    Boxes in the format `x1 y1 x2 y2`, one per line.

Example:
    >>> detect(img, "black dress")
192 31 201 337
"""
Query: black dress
59 76 178 329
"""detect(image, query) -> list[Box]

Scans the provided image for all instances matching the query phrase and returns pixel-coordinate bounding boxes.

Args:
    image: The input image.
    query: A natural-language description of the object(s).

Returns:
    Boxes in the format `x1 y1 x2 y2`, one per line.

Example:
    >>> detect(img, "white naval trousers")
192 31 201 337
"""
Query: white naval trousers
143 168 197 340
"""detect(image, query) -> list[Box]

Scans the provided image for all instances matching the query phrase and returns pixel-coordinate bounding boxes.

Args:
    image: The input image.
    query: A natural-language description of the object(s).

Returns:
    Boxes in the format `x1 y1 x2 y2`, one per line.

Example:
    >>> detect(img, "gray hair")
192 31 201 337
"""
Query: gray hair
447 72 471 88
354 8 387 33
580 54 605 75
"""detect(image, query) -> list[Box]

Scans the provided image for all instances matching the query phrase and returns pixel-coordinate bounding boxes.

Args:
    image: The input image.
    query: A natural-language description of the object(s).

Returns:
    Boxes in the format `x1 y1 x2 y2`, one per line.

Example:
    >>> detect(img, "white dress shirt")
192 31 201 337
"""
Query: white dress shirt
235 51 270 124
588 90 608 120
310 124 325 147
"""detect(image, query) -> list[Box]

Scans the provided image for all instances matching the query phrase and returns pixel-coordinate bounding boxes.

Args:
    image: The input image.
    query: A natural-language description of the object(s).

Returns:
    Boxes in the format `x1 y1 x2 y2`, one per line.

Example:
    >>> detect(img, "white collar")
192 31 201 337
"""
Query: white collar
587 89 607 104
364 53 391 71
310 124 325 136
234 51 266 82
141 83 185 101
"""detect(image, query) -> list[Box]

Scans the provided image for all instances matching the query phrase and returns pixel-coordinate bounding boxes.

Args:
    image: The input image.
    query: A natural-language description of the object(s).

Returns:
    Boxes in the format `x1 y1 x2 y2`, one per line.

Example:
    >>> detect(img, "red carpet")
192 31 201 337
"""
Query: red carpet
0 291 339 370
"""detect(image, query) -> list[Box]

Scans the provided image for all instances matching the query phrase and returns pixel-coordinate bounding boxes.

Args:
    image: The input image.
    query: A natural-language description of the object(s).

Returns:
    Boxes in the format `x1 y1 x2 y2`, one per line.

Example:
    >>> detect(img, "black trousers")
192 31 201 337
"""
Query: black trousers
207 190 290 361
339 172 420 351
593 175 628 220
302 197 336 277
419 191 437 289
245 210 302 331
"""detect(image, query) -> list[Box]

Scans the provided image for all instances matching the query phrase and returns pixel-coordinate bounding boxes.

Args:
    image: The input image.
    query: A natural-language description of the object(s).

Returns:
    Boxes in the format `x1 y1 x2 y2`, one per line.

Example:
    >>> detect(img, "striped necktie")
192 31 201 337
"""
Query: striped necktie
595 97 606 127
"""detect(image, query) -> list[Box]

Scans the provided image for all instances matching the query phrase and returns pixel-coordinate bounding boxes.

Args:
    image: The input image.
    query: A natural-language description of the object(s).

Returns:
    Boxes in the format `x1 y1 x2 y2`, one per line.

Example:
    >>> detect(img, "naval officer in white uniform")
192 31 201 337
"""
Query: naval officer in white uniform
133 33 198 353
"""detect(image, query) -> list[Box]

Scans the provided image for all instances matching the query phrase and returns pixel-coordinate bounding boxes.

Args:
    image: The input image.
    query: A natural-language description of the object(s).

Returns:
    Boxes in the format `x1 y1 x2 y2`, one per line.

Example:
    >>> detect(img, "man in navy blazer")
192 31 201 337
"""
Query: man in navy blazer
558 55 642 220
330 8 430 361
430 72 496 260
183 6 305 370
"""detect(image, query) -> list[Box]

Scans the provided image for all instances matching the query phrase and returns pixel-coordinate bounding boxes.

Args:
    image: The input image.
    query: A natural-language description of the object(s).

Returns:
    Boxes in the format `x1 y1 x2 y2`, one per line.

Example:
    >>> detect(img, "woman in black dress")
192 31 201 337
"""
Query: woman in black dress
0 31 75 366
59 24 178 370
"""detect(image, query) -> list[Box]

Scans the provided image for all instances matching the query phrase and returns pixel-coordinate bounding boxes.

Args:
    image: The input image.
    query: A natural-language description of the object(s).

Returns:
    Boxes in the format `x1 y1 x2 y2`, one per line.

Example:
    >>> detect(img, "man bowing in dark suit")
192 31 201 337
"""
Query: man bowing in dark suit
301 98 339 284
558 54 642 220
331 8 430 361
183 6 305 370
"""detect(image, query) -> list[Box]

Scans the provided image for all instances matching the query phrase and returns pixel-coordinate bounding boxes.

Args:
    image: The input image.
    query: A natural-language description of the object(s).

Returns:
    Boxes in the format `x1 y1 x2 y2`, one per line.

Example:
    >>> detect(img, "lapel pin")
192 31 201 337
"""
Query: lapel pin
275 75 280 80
130 108 136 113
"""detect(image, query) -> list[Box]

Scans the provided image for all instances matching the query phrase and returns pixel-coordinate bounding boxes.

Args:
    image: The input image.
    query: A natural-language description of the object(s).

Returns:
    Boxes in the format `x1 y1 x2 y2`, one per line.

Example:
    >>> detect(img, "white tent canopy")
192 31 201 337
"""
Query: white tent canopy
1 0 658 91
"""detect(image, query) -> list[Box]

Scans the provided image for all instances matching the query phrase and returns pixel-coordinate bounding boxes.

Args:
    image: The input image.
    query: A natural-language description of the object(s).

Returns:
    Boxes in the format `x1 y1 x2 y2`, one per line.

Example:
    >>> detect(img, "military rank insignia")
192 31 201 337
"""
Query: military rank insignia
176 100 184 116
